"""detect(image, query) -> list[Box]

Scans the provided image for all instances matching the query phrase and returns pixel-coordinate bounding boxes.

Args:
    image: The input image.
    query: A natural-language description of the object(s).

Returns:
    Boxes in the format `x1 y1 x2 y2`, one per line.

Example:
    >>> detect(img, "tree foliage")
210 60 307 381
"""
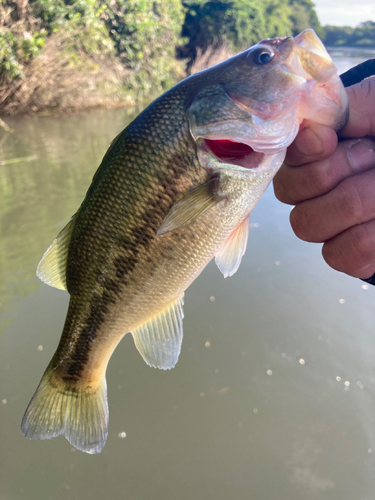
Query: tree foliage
99 0 185 96
179 0 293 61
1 0 185 100
178 0 323 67
289 0 323 38
323 21 375 47
0 0 113 81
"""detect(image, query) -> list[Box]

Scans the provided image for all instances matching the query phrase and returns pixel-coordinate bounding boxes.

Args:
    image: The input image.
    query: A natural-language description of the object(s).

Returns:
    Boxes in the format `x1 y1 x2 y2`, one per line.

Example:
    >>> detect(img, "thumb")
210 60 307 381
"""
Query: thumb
339 76 375 139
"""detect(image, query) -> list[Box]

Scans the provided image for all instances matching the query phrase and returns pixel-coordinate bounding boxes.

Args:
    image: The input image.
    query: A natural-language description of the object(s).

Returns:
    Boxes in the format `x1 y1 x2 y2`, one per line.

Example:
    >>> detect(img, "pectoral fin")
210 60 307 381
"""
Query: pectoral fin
132 294 184 369
215 215 250 278
157 175 224 235
36 216 75 290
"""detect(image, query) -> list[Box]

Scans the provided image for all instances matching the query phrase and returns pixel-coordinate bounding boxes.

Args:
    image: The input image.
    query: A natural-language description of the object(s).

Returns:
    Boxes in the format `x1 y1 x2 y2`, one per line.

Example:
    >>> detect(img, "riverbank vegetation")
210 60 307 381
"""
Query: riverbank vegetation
0 0 185 114
0 0 373 115
323 22 375 47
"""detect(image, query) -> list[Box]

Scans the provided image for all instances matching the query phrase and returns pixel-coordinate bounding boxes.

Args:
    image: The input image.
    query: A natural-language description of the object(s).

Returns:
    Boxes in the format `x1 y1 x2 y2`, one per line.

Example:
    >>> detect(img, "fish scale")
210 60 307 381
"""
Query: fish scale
22 30 349 454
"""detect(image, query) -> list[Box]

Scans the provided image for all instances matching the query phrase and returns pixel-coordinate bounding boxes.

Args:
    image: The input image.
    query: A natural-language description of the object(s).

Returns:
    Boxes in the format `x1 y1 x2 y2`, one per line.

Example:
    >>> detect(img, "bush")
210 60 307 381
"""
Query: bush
99 0 186 97
0 0 113 83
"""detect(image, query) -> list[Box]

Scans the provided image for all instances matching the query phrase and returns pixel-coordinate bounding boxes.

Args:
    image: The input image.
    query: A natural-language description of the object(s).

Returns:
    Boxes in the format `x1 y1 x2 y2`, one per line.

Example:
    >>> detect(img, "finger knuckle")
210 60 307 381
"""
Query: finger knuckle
290 204 314 241
322 241 342 271
322 222 375 277
333 181 363 224
273 177 286 202
309 160 332 194
351 223 375 259
273 168 296 204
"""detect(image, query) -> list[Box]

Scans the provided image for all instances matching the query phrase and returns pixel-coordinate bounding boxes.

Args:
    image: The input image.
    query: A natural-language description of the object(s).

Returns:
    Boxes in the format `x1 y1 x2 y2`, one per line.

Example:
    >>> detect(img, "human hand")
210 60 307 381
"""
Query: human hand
273 76 375 280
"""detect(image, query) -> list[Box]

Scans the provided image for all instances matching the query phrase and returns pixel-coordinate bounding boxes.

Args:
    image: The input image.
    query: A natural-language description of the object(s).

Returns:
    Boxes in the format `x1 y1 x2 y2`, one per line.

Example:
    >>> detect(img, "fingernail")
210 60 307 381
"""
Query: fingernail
295 127 324 156
348 141 375 173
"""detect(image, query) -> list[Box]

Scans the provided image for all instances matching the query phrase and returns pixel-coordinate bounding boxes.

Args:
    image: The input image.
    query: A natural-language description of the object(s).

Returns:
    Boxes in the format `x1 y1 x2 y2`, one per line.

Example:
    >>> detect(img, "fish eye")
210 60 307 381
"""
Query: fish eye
251 47 275 65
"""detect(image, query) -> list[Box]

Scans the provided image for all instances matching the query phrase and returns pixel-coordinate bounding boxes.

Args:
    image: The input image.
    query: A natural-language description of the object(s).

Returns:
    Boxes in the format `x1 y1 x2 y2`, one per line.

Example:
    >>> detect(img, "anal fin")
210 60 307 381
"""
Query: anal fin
132 294 184 370
215 215 250 278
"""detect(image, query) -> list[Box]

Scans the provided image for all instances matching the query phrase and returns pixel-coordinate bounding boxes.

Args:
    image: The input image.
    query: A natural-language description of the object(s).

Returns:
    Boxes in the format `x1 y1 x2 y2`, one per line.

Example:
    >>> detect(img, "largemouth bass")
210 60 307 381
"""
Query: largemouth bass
21 30 348 454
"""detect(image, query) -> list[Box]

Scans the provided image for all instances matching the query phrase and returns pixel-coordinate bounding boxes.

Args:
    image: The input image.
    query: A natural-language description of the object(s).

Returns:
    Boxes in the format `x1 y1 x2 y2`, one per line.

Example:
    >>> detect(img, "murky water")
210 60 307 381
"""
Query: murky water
1 51 375 500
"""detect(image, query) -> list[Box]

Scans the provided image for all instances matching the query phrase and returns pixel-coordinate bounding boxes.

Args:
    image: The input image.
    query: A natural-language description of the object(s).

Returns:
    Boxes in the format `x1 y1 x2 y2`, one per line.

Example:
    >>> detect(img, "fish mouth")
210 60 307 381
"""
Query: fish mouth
197 136 286 179
202 138 264 170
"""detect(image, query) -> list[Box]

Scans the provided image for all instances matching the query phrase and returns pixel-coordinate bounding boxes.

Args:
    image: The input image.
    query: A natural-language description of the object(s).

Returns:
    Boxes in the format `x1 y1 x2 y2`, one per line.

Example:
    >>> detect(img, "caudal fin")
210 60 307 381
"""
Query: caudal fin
21 368 108 454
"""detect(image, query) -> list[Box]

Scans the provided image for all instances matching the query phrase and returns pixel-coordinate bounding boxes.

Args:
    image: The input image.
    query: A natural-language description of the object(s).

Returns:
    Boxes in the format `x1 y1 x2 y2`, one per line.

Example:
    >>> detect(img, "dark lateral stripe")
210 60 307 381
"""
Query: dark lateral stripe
63 159 198 379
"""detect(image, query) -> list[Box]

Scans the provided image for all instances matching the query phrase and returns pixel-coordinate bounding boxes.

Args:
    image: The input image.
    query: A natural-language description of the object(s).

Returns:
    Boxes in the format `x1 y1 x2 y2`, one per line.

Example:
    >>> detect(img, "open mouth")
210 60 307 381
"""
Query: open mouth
203 138 265 169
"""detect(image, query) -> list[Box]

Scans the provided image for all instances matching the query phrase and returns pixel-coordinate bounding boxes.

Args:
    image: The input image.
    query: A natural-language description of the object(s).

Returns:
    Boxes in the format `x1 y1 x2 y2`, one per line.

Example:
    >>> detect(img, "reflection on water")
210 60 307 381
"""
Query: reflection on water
0 107 142 317
1 53 375 500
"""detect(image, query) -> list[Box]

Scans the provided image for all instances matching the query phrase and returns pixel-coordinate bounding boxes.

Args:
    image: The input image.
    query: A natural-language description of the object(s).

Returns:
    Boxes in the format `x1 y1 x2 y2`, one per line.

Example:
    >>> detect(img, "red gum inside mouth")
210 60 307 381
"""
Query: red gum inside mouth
204 139 264 169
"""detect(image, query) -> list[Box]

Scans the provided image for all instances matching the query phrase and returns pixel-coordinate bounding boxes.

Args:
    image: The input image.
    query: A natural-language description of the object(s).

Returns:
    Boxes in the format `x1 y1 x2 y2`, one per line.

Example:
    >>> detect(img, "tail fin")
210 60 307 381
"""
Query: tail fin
21 368 108 454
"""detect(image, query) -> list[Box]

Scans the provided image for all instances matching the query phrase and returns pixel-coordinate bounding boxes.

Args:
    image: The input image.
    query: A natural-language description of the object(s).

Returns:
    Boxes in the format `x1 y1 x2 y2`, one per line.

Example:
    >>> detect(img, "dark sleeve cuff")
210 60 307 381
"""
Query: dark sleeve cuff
340 61 375 288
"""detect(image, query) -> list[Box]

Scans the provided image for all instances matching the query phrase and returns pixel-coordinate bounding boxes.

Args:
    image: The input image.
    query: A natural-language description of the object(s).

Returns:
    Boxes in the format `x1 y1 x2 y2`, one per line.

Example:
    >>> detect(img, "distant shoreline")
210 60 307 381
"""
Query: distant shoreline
326 46 375 52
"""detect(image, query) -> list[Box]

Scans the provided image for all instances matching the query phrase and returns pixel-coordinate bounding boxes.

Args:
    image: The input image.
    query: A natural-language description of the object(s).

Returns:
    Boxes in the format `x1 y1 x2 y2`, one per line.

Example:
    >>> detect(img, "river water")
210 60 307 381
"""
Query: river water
1 48 375 500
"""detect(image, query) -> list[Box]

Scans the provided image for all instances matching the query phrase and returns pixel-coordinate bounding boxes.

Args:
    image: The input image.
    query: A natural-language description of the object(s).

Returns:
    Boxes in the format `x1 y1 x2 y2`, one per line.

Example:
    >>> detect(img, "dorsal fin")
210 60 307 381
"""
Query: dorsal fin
215 215 250 278
36 217 75 290
131 294 184 370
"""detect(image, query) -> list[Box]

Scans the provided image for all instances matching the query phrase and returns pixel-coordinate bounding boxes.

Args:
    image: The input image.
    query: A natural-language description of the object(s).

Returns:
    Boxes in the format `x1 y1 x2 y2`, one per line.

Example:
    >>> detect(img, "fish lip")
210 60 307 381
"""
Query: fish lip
301 77 349 131
283 29 337 83
293 29 332 63
278 30 349 131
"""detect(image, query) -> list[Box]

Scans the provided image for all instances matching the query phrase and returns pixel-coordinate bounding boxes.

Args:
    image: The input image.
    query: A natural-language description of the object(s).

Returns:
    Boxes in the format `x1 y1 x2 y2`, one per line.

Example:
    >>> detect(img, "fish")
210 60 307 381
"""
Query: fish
21 30 349 454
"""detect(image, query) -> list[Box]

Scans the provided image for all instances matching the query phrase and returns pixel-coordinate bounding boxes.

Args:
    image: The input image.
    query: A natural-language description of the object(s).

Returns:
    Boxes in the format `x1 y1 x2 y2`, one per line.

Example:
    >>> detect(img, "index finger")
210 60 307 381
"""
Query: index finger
339 76 375 139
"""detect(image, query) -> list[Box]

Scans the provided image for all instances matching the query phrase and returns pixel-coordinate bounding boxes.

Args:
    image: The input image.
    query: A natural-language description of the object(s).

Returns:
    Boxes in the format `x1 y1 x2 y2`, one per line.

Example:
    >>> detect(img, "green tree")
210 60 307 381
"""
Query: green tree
322 22 375 47
99 0 185 96
289 0 323 38
179 0 299 68
349 21 375 46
